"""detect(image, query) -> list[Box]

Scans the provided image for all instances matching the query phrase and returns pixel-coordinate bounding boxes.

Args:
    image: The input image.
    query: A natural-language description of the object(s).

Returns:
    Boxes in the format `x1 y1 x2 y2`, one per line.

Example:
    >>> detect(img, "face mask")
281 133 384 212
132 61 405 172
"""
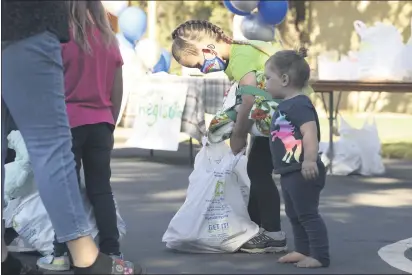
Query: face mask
200 48 227 74
200 56 227 74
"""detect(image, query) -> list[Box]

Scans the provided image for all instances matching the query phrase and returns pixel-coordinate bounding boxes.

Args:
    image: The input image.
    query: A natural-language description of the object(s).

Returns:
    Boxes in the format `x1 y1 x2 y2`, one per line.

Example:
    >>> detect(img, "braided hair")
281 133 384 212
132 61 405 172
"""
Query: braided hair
265 47 310 89
171 20 249 63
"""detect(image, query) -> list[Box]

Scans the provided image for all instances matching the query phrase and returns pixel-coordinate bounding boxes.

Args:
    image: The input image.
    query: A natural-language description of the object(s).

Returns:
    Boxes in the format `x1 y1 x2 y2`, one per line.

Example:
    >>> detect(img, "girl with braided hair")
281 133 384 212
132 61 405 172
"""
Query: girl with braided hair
171 20 287 254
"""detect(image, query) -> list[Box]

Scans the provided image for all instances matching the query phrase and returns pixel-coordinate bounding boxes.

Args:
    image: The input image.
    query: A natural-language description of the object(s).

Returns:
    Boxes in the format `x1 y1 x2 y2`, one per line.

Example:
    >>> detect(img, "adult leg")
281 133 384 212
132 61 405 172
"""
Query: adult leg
83 123 120 256
2 32 139 274
1 100 11 262
37 126 87 271
283 166 330 267
241 137 286 253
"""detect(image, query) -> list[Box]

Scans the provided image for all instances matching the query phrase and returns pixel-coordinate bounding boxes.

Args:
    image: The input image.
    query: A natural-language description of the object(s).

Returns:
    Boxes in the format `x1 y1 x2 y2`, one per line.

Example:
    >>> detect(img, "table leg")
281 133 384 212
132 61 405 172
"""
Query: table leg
189 137 194 166
328 91 334 174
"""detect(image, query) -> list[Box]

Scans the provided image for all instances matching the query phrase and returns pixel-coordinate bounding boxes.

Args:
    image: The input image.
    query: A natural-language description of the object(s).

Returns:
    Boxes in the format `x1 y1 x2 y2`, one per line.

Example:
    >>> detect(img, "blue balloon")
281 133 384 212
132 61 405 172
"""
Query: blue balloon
257 0 289 25
116 33 134 48
118 7 147 44
223 0 250 16
161 49 172 71
153 55 167 73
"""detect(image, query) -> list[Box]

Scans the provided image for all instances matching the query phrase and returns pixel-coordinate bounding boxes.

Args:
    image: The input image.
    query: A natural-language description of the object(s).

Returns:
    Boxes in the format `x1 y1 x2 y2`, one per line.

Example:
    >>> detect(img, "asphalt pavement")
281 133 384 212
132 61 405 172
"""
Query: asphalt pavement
11 144 412 274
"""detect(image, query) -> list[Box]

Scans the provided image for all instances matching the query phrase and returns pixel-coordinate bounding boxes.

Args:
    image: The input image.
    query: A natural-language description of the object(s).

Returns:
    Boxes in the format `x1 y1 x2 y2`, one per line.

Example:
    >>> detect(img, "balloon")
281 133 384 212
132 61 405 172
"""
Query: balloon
153 55 167 73
240 14 275 42
118 7 147 43
223 0 250 16
135 38 162 70
257 0 289 25
161 49 172 71
101 1 128 17
233 15 247 41
116 33 134 48
231 0 259 13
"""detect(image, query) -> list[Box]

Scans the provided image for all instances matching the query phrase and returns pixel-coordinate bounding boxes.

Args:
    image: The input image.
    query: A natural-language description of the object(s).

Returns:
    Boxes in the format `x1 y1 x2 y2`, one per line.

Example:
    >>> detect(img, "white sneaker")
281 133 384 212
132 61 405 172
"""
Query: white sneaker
36 254 71 271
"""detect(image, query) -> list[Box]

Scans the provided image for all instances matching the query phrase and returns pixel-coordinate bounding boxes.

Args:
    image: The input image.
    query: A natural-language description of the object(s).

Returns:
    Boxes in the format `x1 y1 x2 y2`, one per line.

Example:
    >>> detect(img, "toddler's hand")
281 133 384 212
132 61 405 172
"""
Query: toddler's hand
301 161 318 180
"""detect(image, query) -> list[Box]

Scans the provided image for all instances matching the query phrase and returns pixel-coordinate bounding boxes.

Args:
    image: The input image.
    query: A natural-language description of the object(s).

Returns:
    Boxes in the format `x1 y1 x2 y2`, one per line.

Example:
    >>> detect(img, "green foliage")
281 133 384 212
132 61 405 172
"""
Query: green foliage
382 143 412 160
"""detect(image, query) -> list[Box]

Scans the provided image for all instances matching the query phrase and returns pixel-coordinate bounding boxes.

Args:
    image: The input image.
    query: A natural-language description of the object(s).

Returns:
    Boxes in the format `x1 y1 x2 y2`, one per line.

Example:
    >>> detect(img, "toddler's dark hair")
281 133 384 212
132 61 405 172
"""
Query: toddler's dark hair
171 20 249 62
266 47 310 89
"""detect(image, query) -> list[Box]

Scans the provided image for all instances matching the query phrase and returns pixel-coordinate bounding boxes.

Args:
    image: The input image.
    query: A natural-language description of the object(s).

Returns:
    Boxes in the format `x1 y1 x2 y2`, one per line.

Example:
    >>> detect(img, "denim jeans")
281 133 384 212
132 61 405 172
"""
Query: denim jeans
1 31 93 242
54 123 120 256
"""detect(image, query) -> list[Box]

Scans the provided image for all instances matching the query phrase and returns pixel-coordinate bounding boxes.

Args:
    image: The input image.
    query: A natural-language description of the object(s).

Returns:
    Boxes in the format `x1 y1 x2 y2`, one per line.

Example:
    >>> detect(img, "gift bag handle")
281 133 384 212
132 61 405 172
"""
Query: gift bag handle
354 20 367 37
202 136 245 173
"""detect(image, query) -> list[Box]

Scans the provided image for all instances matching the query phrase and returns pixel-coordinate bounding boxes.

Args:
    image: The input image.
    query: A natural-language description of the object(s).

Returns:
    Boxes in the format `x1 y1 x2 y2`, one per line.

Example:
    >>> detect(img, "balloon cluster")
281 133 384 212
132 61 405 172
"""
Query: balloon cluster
101 1 171 73
224 0 288 42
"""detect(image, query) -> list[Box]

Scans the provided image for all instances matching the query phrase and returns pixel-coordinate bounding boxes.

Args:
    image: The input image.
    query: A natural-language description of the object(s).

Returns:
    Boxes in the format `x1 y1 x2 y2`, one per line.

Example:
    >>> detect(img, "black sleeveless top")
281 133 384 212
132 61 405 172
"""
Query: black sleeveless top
2 0 70 43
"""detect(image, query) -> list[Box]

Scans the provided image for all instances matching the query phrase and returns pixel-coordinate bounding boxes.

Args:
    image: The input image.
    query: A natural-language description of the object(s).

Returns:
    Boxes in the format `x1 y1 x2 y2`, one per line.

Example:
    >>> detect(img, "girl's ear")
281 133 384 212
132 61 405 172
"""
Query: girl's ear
202 48 217 59
206 44 218 55
207 44 216 50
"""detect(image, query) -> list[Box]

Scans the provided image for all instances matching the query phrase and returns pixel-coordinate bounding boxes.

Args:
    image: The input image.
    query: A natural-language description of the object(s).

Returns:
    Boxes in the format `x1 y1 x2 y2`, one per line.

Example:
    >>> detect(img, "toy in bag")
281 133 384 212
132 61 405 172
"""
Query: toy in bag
162 138 259 253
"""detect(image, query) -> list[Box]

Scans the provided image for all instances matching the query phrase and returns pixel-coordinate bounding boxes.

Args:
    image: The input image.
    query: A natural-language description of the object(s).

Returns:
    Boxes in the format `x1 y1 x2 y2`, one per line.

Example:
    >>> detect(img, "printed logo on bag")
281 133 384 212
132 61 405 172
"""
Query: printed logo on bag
214 180 225 197
12 219 19 229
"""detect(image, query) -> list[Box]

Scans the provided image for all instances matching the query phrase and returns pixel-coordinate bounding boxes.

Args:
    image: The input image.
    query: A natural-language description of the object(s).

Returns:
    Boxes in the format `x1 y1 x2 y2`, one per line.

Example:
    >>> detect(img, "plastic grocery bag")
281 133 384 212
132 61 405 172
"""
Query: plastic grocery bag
4 171 127 255
354 20 405 80
4 131 36 203
320 117 362 176
162 138 259 253
398 18 412 80
320 115 385 176
349 117 385 176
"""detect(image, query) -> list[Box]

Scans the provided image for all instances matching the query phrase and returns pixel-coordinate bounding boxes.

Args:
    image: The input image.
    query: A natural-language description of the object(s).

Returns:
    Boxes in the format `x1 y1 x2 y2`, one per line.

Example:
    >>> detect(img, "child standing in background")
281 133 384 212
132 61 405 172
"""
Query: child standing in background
37 1 141 274
265 48 330 268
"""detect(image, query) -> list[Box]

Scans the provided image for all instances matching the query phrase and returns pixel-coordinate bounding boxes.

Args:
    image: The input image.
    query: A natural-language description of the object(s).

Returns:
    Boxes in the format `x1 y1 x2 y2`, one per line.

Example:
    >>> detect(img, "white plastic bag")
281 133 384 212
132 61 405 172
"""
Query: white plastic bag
4 182 126 255
354 20 405 80
320 117 362 176
349 117 385 176
4 131 36 203
320 116 385 176
162 138 259 253
398 18 412 80
4 193 58 255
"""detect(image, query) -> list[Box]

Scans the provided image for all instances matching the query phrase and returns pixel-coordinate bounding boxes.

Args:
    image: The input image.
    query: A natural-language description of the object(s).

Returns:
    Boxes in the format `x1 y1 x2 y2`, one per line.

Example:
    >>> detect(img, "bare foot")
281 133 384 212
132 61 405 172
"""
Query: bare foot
278 252 307 263
295 257 323 268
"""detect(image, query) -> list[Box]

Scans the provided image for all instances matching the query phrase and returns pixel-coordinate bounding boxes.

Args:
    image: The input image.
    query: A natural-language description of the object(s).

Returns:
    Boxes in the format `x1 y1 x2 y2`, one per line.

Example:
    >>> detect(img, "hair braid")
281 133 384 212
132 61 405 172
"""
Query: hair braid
172 20 249 45
171 20 250 62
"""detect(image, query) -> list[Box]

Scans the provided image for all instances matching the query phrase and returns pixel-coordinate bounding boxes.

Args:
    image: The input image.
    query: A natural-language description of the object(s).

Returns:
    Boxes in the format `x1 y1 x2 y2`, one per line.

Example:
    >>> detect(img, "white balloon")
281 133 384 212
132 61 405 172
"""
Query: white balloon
231 0 259 13
134 38 162 70
232 15 247 41
240 15 275 42
101 1 128 17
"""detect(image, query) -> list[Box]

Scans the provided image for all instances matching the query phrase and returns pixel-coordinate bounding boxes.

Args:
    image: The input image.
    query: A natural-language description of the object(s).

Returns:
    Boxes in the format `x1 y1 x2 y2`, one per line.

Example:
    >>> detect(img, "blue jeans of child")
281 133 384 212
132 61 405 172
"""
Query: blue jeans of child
1 31 93 242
